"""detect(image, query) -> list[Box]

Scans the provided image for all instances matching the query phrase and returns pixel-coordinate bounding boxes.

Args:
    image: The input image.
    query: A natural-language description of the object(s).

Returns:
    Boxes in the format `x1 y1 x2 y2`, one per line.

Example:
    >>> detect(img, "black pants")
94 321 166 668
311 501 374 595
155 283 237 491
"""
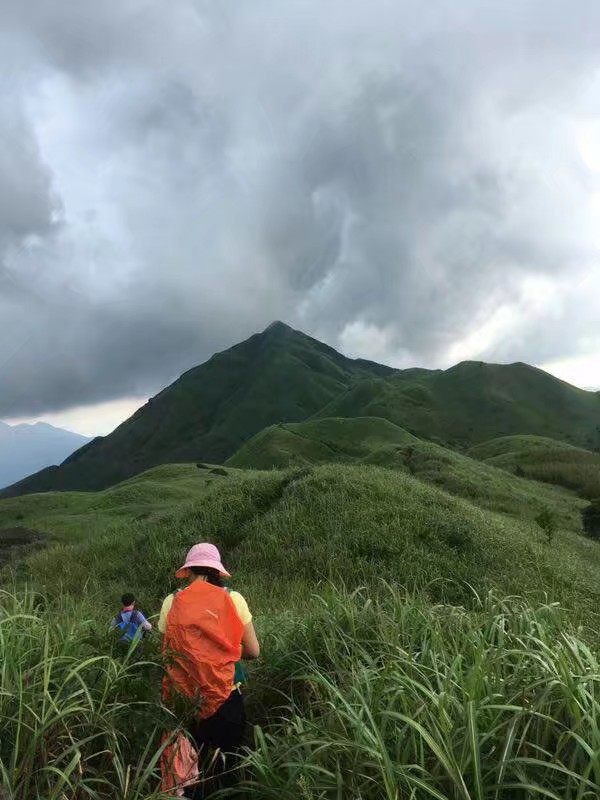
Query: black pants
184 690 246 799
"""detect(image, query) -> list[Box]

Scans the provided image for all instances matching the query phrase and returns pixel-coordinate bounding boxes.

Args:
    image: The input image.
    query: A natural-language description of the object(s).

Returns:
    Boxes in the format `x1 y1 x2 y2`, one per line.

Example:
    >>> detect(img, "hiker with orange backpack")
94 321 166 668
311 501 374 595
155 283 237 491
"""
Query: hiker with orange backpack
158 543 260 798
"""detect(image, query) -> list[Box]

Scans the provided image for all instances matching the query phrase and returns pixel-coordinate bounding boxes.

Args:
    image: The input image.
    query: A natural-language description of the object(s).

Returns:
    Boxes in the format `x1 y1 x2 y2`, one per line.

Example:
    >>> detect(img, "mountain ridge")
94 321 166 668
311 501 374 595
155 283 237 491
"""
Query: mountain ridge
314 359 600 450
2 322 599 497
1 322 394 496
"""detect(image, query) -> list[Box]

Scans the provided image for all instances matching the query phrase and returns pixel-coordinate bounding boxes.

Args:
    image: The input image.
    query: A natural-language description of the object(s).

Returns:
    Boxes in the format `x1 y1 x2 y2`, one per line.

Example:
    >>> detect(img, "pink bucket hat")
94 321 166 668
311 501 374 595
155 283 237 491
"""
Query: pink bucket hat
175 542 231 579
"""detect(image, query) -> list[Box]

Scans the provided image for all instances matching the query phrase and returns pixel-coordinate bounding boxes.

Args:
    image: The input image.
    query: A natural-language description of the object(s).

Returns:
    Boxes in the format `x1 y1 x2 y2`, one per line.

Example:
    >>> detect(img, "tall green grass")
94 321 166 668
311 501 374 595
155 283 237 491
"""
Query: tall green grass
0 586 171 799
244 588 600 799
3 583 600 797
4 463 600 797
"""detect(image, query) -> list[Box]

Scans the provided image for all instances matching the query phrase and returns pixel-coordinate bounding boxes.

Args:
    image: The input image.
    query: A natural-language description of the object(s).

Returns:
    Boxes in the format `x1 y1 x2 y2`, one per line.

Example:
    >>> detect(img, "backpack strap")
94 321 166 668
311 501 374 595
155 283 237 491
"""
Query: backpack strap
118 609 140 629
224 588 247 685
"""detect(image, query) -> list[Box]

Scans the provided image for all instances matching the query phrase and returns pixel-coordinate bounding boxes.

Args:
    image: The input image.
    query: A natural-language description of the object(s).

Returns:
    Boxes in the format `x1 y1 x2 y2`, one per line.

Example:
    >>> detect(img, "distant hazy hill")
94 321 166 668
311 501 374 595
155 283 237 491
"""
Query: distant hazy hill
3 322 599 498
0 421 89 489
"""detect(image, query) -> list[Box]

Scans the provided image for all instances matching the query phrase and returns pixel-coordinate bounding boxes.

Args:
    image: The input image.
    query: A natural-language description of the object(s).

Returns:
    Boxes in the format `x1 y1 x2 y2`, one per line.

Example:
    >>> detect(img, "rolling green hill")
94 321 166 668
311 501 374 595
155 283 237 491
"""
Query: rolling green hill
469 434 584 459
227 416 585 527
0 463 222 544
6 461 597 617
226 416 420 468
469 434 600 498
315 360 600 450
3 324 599 500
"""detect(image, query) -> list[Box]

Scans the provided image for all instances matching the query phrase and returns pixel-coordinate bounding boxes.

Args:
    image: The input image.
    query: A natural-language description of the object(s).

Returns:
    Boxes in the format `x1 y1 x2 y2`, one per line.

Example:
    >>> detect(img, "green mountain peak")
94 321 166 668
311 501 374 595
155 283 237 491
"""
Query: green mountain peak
2 325 599 498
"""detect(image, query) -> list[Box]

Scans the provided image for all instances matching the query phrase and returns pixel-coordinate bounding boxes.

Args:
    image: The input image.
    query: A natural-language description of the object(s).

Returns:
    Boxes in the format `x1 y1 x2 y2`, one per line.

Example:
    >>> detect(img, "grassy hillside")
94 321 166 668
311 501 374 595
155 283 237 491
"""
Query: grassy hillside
1 421 585 556
10 463 598 620
315 360 600 450
227 416 420 468
3 462 600 797
228 416 585 527
0 463 217 543
470 434 600 499
2 323 393 497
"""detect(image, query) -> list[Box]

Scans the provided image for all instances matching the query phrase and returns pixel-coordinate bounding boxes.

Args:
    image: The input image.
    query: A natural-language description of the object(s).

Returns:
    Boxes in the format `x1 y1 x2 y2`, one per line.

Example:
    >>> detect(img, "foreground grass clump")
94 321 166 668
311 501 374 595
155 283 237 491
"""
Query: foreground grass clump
0 587 168 800
247 588 600 799
5 462 600 797
3 580 600 799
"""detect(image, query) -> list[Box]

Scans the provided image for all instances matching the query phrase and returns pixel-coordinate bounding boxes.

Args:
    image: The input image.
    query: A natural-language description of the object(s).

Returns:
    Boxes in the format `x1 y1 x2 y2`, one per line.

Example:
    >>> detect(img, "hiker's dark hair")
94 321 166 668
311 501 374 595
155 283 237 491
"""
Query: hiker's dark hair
121 592 136 606
188 566 224 587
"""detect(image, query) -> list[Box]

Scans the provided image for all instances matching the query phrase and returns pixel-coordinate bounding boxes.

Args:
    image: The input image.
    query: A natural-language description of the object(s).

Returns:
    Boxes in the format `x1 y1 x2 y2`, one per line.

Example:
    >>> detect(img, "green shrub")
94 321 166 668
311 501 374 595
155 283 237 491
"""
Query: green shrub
583 499 600 541
536 507 558 544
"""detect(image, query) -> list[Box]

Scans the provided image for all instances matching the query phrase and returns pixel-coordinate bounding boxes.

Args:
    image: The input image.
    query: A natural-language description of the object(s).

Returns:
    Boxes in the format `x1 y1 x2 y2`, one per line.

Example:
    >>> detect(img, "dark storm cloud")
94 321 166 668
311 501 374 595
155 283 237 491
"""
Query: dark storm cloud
1 0 600 416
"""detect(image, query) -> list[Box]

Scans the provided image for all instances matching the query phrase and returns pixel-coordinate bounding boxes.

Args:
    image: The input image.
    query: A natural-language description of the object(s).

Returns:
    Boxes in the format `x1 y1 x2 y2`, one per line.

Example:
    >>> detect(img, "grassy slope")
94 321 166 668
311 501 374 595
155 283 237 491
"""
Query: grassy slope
4 462 600 798
2 424 585 550
0 464 214 542
8 464 597 627
315 360 600 450
469 434 583 458
469 434 600 499
228 416 585 527
2 323 392 497
226 416 420 468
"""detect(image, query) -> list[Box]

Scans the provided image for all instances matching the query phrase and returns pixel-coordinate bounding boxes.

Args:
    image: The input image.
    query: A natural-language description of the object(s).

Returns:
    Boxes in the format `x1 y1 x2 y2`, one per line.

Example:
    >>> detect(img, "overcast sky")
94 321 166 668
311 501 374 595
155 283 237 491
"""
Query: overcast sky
2 0 600 436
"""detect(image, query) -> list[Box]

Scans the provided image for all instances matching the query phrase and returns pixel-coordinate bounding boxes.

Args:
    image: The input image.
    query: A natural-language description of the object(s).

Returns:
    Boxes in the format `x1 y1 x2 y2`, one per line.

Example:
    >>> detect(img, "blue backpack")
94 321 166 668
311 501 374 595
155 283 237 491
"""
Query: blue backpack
116 610 143 644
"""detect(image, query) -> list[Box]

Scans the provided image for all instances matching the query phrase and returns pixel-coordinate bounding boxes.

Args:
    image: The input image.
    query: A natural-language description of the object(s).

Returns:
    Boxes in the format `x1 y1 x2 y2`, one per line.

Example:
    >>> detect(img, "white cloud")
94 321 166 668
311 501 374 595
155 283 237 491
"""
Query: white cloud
541 353 600 390
5 397 146 437
577 119 600 173
339 320 412 368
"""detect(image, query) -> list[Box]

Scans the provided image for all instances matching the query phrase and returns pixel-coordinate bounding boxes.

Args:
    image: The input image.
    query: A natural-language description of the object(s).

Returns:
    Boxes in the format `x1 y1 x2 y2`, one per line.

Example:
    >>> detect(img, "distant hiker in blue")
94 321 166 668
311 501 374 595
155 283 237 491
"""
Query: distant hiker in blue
111 592 152 651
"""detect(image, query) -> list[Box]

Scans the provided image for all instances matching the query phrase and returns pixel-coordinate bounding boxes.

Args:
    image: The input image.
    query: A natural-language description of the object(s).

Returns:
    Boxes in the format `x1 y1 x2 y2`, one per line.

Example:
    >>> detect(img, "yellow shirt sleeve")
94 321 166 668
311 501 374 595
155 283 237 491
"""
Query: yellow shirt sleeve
158 593 174 633
229 591 252 626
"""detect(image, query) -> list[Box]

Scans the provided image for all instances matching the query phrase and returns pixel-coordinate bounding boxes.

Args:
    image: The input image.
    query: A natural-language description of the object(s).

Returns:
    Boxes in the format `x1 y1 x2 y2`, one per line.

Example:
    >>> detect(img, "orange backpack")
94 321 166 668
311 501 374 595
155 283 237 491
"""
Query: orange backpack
162 580 244 720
